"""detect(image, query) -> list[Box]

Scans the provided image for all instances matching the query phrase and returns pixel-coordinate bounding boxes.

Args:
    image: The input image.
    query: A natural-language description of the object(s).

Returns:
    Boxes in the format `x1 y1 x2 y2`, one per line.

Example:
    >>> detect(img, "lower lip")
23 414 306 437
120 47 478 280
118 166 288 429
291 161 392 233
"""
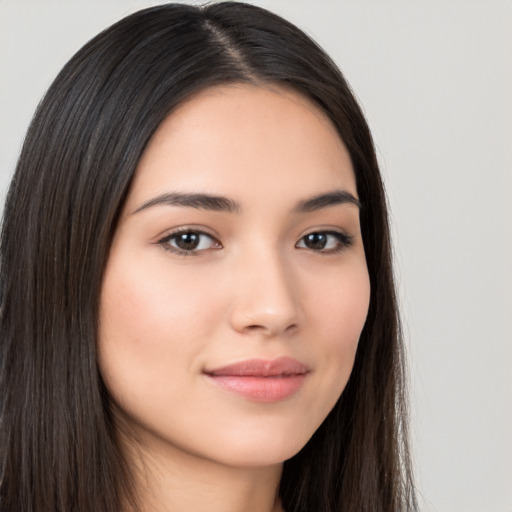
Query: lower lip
206 374 307 402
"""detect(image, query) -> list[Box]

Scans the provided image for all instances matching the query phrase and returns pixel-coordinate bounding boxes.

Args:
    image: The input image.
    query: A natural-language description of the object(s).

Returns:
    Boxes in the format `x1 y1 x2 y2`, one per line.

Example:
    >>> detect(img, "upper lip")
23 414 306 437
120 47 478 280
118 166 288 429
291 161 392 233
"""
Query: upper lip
204 357 310 377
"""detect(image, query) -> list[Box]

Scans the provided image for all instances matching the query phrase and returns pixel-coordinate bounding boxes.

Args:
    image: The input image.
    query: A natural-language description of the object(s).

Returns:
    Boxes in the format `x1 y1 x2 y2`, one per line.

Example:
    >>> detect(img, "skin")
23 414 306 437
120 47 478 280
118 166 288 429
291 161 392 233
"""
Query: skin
98 84 371 512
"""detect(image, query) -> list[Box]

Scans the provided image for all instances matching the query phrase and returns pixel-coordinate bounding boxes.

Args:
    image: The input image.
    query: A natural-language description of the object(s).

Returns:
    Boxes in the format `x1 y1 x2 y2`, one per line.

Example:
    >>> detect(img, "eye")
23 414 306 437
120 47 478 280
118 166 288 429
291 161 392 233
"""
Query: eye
296 231 353 253
158 230 221 255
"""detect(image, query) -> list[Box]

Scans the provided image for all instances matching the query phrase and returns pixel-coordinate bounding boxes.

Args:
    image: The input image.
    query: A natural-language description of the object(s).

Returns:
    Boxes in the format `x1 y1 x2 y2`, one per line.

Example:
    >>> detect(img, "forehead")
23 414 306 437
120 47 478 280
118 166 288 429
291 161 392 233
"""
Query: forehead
126 84 356 211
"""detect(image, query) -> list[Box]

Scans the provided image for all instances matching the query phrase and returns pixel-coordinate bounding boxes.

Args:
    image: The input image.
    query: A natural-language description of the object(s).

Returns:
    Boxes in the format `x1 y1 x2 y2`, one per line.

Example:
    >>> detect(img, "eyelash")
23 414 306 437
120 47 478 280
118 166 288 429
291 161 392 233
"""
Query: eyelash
156 228 353 256
296 230 354 254
156 228 220 257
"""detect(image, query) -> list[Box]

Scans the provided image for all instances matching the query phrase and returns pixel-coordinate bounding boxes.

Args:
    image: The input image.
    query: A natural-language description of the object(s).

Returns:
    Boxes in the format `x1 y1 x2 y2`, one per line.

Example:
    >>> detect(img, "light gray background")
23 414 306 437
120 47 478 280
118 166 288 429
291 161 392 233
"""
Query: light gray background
1 1 511 510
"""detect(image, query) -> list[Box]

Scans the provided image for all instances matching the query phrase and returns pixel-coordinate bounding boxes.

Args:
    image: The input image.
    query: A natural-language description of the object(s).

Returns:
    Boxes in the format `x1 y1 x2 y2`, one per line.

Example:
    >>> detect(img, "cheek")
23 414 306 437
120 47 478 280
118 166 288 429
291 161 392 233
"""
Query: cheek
307 254 370 340
306 261 370 395
329 277 370 350
100 252 222 343
97 253 223 401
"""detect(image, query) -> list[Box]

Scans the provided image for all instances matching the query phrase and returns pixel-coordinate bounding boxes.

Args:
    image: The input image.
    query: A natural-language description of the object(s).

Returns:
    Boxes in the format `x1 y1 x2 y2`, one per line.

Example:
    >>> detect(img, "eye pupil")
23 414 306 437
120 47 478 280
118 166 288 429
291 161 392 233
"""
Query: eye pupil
175 232 200 250
304 233 327 250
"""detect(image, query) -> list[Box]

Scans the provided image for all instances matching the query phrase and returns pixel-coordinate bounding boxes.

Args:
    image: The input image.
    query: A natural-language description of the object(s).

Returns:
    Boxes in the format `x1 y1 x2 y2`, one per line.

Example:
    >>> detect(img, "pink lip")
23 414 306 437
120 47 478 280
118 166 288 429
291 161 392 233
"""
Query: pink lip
204 357 310 402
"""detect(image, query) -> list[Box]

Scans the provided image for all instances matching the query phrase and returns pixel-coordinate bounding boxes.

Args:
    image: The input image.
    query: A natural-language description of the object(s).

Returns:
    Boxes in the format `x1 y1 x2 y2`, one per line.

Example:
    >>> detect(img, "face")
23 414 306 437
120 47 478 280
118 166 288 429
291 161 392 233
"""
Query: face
98 85 370 469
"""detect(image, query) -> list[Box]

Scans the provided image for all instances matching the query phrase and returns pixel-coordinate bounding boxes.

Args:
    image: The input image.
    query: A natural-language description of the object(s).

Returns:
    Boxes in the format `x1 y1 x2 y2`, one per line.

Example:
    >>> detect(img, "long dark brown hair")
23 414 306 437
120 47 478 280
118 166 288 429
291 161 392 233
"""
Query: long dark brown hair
0 3 417 511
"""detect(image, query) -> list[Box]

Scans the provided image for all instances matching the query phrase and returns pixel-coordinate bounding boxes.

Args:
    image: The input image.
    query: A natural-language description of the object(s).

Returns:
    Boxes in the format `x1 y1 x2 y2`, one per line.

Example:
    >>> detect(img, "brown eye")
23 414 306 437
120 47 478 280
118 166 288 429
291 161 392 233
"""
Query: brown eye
159 230 221 254
302 233 329 250
296 231 353 253
174 232 202 251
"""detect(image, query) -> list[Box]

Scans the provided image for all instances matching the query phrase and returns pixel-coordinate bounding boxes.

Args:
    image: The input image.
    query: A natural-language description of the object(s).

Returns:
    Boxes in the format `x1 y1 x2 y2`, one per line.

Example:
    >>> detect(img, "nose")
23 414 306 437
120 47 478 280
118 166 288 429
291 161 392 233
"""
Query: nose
228 248 300 337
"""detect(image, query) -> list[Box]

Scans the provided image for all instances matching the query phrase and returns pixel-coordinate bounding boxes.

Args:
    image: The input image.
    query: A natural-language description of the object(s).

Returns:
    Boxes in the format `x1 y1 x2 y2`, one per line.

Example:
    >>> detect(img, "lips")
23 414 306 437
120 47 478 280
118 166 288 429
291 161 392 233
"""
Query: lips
204 357 310 402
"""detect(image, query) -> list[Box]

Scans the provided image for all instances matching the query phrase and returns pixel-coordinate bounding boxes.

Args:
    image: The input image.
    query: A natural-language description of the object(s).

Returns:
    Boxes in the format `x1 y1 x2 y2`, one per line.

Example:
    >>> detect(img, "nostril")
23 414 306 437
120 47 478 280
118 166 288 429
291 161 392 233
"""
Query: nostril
285 323 298 333
245 324 266 331
243 322 298 335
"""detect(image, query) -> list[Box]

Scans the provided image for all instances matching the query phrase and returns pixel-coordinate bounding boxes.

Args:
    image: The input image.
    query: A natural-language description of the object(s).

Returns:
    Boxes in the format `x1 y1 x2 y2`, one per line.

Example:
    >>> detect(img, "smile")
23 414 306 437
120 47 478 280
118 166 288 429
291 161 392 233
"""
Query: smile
204 357 310 402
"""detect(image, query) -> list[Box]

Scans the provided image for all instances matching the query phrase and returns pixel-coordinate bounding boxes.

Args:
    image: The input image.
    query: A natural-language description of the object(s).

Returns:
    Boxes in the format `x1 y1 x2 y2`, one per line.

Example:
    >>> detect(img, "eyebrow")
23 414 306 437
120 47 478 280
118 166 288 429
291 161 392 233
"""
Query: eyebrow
132 189 360 215
294 190 361 212
132 192 240 214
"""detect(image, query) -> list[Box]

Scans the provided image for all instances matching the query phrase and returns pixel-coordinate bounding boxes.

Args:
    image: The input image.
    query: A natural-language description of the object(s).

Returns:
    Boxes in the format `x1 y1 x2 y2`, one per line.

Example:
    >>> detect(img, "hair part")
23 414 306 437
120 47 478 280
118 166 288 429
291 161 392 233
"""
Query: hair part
1 3 417 511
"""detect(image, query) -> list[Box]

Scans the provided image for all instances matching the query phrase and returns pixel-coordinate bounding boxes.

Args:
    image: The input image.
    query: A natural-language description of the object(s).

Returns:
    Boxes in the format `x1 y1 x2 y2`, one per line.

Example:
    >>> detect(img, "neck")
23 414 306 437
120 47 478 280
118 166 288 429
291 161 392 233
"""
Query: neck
122 434 285 512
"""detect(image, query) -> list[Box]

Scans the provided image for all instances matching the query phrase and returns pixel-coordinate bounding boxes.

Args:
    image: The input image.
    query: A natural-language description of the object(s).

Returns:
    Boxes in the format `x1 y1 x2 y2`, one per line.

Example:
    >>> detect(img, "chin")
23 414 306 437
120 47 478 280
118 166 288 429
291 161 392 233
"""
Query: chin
199 417 320 469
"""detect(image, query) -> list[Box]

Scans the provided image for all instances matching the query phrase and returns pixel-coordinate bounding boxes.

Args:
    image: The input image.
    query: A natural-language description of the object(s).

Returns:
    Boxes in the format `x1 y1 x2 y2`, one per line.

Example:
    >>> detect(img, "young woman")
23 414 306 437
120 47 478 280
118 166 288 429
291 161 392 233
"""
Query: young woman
0 3 417 511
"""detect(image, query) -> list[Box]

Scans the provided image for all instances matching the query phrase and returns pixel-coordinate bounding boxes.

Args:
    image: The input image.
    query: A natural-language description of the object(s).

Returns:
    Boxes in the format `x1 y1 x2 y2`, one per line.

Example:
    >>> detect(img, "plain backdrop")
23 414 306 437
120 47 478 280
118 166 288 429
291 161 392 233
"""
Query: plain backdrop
1 1 511 510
